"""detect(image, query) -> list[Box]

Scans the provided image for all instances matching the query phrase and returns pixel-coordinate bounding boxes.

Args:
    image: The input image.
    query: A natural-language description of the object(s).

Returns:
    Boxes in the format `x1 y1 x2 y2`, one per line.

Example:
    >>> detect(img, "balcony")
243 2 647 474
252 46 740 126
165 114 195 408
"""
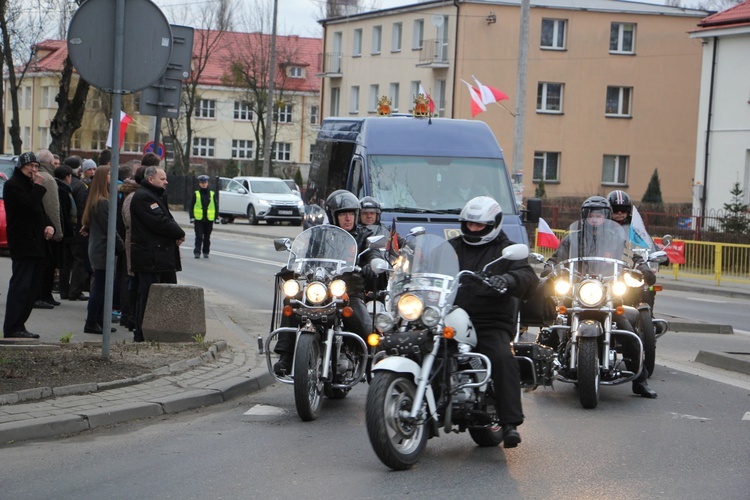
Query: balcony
316 52 343 78
416 39 449 69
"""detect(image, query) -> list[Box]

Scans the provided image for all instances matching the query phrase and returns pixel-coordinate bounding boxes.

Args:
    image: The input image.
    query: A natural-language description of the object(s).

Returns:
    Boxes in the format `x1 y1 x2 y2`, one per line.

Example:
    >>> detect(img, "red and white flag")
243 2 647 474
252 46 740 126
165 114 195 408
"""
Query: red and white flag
106 111 133 149
537 218 560 249
472 76 509 104
418 83 435 114
462 80 487 117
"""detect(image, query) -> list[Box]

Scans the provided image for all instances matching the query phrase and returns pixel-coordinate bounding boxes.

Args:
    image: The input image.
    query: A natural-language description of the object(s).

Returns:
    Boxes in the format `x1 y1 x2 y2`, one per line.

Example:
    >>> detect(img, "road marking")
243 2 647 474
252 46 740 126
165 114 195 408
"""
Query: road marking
669 412 713 420
243 404 286 416
685 297 727 304
743 412 750 421
209 251 285 267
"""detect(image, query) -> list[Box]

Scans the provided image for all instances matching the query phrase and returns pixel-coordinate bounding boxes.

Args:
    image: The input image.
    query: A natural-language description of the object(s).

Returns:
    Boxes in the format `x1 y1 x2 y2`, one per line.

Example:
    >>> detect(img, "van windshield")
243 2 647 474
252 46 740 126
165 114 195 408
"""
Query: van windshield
368 155 515 214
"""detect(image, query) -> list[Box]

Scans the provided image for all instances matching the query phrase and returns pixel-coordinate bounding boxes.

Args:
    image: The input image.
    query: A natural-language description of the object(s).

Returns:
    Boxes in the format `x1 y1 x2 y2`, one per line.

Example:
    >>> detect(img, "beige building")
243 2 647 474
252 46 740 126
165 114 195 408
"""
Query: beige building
319 0 710 203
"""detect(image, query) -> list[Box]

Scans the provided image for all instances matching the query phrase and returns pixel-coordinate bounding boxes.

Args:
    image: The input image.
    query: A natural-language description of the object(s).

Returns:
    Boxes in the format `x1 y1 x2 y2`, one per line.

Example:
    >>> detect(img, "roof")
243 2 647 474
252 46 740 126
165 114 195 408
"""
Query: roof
27 30 321 94
694 0 750 31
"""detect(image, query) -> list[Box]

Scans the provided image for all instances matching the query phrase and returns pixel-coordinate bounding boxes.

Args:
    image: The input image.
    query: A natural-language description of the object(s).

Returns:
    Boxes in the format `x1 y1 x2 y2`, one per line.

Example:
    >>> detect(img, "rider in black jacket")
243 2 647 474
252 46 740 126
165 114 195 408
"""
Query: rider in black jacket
448 196 538 448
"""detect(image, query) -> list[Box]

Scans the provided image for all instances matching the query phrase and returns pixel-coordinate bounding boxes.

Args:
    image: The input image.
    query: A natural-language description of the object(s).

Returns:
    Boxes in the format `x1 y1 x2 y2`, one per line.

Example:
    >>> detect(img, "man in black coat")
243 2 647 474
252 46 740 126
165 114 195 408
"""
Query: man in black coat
448 196 538 449
53 165 77 302
129 165 185 342
3 152 56 338
64 155 89 301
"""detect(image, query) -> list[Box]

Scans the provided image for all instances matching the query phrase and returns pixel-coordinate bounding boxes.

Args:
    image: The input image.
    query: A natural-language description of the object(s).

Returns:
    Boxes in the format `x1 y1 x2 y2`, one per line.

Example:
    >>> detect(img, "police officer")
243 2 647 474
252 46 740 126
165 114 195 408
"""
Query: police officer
189 175 219 259
448 196 539 448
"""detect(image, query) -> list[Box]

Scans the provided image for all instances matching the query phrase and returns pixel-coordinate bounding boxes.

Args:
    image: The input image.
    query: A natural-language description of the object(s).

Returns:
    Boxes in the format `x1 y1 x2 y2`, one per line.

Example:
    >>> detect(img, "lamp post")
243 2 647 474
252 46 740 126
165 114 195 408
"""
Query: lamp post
262 0 278 177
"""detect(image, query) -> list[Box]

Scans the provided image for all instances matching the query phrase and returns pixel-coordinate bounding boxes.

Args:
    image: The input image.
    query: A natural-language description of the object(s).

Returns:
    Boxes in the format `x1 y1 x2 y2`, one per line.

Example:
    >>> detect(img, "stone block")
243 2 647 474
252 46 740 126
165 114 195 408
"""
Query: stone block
142 284 206 342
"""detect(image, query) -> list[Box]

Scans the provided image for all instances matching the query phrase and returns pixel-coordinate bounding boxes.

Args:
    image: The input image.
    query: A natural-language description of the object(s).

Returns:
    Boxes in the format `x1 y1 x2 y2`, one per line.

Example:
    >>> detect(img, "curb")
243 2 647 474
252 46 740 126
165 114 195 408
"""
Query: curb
662 282 750 300
668 322 734 334
694 350 750 376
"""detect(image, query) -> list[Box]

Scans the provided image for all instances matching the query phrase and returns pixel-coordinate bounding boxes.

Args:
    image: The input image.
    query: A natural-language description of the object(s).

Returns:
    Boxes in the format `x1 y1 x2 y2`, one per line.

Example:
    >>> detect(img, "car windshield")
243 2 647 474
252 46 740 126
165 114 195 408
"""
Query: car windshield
367 155 515 213
250 180 291 195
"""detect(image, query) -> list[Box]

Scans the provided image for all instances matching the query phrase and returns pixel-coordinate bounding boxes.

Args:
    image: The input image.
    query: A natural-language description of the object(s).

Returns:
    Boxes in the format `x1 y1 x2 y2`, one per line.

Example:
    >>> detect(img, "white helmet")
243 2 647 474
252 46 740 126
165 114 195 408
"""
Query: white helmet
458 196 503 245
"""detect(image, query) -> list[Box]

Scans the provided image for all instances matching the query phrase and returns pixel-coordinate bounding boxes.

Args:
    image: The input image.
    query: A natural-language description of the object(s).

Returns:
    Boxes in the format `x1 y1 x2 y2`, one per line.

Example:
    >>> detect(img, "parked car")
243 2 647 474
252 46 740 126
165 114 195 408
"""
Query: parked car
218 176 304 225
0 155 18 250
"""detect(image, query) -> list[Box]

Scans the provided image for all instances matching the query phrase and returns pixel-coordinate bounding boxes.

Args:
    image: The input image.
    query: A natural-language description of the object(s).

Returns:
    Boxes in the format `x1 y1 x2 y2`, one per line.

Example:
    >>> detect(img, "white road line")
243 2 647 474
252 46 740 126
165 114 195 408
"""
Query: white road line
209 250 285 267
685 297 728 304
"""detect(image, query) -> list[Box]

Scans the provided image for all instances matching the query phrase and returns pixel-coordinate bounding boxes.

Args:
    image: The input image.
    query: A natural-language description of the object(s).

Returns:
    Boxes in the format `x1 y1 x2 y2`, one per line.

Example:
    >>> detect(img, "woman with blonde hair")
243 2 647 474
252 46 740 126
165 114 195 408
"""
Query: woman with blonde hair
81 166 123 334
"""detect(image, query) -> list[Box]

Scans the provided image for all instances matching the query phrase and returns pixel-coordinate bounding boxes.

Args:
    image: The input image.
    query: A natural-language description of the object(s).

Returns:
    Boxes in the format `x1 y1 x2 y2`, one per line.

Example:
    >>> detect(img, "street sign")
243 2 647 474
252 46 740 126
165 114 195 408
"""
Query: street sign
67 0 172 93
143 141 166 159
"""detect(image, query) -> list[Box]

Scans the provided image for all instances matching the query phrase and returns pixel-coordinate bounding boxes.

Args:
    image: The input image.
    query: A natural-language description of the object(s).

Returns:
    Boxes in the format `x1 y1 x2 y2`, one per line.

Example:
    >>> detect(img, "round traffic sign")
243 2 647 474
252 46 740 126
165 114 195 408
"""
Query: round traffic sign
143 141 166 159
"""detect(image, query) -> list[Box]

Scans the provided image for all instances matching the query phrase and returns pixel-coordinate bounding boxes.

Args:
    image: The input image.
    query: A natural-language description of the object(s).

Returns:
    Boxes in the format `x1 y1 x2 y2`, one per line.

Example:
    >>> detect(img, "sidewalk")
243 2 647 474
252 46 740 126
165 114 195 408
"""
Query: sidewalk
1 212 748 444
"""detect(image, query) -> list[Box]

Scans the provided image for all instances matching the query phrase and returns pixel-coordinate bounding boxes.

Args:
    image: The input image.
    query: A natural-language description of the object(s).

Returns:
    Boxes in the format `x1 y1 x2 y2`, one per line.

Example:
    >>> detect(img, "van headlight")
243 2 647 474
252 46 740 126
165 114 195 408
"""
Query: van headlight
305 282 328 304
397 293 423 321
577 280 605 307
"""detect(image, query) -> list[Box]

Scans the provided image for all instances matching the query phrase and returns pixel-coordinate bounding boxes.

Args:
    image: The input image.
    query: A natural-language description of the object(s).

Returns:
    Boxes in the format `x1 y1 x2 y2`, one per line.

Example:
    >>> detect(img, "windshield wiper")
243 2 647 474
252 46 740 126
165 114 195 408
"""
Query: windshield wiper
382 206 461 215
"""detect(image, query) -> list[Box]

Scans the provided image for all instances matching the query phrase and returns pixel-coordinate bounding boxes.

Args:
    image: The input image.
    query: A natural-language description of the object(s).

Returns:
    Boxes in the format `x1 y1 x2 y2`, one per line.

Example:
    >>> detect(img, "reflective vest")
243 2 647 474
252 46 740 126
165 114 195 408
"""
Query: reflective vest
193 190 216 221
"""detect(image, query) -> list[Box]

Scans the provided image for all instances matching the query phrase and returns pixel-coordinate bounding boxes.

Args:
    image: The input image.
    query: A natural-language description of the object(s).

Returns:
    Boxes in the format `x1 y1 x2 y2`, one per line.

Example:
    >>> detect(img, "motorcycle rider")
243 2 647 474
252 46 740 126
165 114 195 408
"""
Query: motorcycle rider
448 196 539 448
543 196 657 399
273 190 379 375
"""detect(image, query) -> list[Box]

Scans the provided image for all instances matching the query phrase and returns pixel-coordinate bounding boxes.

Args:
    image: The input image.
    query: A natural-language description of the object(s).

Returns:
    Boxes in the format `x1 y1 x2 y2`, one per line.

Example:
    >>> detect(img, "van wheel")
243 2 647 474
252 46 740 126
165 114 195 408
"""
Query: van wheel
247 206 258 225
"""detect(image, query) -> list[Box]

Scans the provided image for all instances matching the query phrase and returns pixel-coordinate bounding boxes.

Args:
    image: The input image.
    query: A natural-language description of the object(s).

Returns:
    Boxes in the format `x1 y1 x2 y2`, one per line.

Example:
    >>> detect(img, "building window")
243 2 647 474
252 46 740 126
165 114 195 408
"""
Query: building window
410 80 421 101
310 105 319 125
309 144 315 162
610 22 635 54
89 93 103 110
605 86 632 117
537 82 563 113
368 84 379 113
389 82 400 111
234 101 253 121
124 132 149 153
91 130 107 151
330 87 340 116
353 29 362 57
288 66 303 78
372 25 382 54
350 86 359 114
272 142 292 162
412 19 424 49
541 18 566 50
275 103 293 123
192 137 215 157
391 22 402 52
436 79 446 117
21 86 32 109
232 139 254 159
38 127 50 146
602 155 628 185
533 152 560 182
41 86 57 108
195 99 216 119
71 131 81 150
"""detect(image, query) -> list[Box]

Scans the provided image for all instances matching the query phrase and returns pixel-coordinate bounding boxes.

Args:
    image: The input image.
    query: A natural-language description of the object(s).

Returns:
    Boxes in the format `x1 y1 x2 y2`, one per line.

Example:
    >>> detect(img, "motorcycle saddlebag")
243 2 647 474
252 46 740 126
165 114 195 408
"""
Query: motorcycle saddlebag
519 279 556 328
514 342 555 388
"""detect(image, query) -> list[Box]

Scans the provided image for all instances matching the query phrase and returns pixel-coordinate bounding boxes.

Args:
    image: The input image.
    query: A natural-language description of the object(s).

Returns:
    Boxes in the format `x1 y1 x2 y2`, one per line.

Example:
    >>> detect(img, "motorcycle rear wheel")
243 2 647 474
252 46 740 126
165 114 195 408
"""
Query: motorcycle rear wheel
637 310 656 378
293 334 323 421
577 337 600 409
365 372 427 470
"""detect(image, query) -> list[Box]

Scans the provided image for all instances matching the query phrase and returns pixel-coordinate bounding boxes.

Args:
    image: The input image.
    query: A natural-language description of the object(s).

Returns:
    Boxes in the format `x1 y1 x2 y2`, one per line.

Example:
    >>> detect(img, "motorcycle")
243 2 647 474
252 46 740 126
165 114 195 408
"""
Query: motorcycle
364 229 543 470
535 219 668 409
265 225 370 421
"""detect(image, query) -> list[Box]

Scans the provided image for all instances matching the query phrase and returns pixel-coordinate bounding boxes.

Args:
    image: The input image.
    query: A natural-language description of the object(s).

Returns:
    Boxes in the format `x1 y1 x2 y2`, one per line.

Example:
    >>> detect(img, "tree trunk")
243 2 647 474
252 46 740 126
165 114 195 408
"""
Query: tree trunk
49 56 90 158
0 7 22 154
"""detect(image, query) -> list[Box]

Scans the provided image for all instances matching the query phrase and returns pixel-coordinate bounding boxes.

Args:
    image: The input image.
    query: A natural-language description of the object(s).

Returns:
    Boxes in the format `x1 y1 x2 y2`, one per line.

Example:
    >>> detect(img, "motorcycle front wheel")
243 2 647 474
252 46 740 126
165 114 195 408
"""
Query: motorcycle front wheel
636 310 656 377
365 372 427 470
293 334 323 421
577 337 600 409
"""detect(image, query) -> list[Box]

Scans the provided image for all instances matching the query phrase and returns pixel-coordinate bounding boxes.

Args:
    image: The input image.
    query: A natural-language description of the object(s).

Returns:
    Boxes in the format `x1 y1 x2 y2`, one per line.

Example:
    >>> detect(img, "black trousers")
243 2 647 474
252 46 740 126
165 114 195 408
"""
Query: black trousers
68 237 87 298
134 271 177 342
57 239 76 299
4 258 46 336
473 319 524 426
194 220 213 256
614 315 648 384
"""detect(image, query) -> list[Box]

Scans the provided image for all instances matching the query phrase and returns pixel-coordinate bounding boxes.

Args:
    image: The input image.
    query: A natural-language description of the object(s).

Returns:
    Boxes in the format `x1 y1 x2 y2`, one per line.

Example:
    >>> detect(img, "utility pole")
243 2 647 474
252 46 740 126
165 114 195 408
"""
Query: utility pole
262 0 278 177
512 0 530 205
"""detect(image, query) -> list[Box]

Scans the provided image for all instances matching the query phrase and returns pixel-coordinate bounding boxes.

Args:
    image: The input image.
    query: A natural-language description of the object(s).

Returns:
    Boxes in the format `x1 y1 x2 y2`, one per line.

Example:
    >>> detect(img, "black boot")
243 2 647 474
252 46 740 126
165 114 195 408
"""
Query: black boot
273 353 293 376
633 380 657 399
84 322 103 334
501 425 521 448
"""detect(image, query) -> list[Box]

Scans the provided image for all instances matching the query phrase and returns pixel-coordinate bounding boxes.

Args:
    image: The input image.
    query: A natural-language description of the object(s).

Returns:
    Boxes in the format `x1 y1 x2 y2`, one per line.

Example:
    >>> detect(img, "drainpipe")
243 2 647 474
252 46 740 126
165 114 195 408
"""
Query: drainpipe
701 36 717 232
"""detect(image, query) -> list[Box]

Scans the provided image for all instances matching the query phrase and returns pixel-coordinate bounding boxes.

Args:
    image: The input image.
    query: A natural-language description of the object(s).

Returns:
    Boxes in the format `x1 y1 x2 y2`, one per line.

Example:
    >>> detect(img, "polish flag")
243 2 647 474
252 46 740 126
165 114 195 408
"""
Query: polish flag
472 76 509 104
106 111 133 149
463 80 487 117
537 218 560 249
418 84 435 114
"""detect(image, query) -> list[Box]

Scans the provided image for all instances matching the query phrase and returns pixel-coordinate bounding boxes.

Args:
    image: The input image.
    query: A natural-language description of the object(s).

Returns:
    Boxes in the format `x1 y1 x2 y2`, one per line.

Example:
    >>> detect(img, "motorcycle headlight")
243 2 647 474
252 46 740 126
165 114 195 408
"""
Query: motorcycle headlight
330 279 347 297
623 271 644 288
577 279 605 307
282 279 300 297
422 306 440 327
305 282 328 304
375 311 396 332
554 279 571 296
397 293 423 321
612 281 628 297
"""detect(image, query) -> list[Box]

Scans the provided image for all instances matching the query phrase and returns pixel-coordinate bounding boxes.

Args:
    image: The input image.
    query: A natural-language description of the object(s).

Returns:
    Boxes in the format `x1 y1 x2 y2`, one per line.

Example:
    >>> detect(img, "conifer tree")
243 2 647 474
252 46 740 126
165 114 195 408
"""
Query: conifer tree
642 169 663 207
720 182 750 234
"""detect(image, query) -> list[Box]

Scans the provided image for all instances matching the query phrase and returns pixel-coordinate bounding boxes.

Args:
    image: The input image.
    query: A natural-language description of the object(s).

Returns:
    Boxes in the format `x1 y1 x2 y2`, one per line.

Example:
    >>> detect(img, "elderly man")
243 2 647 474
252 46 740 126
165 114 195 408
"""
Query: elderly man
3 153 55 338
35 149 63 309
129 164 185 342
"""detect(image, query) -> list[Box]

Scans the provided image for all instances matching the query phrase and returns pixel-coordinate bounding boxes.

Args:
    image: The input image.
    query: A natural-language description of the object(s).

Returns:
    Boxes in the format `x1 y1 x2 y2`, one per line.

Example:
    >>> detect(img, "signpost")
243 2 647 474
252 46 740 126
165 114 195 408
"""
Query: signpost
143 141 166 159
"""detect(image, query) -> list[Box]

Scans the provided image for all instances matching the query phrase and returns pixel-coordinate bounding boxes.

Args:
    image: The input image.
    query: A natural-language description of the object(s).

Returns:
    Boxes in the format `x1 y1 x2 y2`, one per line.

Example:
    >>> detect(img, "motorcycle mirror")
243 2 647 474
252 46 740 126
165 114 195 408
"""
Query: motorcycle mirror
274 238 291 252
649 250 669 264
409 226 426 236
370 258 390 275
529 252 546 264
661 234 673 247
480 244 530 273
367 234 387 249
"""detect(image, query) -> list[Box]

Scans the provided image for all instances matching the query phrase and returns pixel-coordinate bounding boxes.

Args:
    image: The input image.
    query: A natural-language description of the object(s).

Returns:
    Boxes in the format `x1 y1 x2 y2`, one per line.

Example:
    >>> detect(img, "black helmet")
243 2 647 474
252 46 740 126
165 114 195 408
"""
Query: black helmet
606 190 632 224
325 190 360 227
581 196 611 221
359 196 381 224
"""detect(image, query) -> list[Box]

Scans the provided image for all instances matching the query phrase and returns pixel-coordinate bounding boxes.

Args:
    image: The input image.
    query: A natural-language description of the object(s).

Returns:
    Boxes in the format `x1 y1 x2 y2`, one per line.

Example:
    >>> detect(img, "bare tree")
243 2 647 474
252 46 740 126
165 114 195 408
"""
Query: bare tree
667 0 743 9
48 55 90 158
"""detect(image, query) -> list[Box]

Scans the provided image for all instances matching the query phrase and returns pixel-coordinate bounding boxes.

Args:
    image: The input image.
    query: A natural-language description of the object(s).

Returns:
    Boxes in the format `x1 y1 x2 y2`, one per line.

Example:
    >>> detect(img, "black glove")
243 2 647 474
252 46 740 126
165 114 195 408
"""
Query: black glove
637 262 657 286
540 263 554 278
487 273 516 293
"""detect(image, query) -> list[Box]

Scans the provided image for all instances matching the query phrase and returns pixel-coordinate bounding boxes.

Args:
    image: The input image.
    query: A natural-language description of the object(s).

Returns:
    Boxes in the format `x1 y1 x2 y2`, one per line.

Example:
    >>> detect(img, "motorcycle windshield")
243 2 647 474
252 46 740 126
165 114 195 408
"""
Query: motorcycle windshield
287 225 358 278
389 233 460 310
564 218 627 277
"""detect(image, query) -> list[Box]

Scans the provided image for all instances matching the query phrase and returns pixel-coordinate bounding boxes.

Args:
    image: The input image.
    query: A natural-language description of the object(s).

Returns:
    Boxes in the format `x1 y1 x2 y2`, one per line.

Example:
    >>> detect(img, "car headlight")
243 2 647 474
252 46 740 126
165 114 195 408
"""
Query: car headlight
623 271 644 288
421 306 440 327
375 311 396 332
397 293 423 321
297 200 304 208
577 279 605 307
330 279 346 297
554 279 571 296
282 280 300 297
257 198 271 206
305 282 328 304
612 281 628 297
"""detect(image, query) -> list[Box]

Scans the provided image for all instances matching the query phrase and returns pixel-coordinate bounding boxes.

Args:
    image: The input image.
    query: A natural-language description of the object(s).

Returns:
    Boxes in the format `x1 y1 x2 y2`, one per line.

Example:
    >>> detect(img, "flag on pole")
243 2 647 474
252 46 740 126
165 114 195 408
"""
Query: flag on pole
462 80 487 117
418 83 435 114
537 218 560 249
472 76 509 104
629 205 654 250
106 111 133 149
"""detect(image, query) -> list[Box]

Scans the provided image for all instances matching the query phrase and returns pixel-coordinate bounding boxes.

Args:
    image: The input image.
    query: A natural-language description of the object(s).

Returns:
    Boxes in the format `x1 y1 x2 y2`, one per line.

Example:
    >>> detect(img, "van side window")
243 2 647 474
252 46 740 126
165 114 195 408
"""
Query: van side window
350 157 364 197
